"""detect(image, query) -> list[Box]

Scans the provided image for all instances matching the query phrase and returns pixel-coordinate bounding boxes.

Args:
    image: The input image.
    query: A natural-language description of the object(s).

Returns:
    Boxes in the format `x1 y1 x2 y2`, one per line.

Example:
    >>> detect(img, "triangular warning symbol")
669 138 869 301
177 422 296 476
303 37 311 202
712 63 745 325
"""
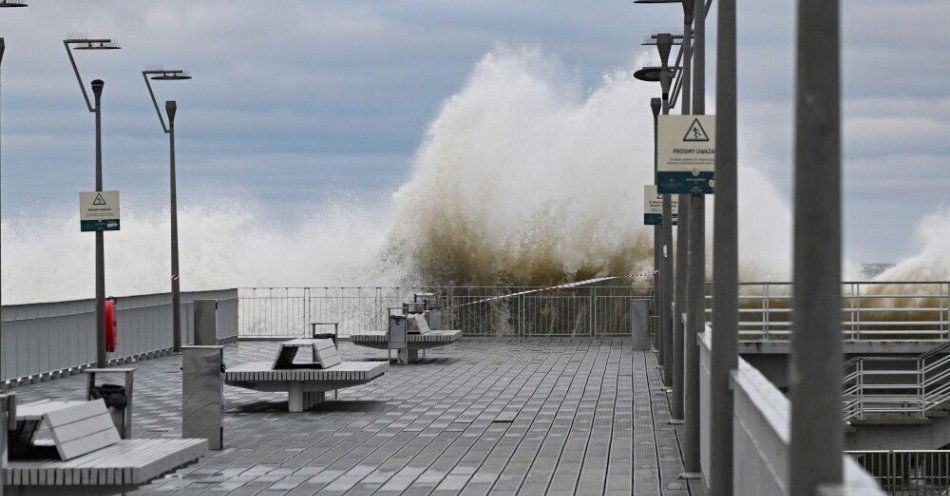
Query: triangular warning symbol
93 193 107 206
683 118 710 142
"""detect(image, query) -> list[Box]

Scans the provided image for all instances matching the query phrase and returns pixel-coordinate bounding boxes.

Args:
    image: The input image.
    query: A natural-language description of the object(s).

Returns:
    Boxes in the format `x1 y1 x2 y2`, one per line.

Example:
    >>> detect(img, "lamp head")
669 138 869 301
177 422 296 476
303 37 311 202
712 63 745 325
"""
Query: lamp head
0 1 29 7
91 79 104 100
634 66 663 82
655 33 673 68
165 100 177 123
149 69 191 81
651 98 661 117
68 38 120 50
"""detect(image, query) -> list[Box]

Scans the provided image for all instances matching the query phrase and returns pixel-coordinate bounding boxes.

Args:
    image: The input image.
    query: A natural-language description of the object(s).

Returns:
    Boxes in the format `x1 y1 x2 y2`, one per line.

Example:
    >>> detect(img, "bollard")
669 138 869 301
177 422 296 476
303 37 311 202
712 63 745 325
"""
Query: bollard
182 346 224 449
630 300 651 350
389 315 409 364
193 300 218 345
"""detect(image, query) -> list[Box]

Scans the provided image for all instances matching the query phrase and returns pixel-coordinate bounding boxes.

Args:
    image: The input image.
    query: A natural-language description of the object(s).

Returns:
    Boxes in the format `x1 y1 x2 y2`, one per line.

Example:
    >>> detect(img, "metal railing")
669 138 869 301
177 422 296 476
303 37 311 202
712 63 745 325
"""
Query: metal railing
236 285 654 338
847 450 950 495
714 281 950 342
842 341 950 421
1 289 239 388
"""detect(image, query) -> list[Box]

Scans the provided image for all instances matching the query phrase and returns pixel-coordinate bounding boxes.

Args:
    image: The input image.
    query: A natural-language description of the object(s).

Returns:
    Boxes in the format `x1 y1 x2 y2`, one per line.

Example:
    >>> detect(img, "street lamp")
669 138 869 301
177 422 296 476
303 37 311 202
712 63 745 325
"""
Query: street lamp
1 0 29 169
639 32 679 390
635 0 704 481
65 37 121 368
142 68 191 353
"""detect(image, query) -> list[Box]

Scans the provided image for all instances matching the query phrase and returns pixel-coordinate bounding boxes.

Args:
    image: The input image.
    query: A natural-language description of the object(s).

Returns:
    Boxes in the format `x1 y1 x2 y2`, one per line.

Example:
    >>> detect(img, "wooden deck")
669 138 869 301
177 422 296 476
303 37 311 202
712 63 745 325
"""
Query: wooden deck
11 338 702 495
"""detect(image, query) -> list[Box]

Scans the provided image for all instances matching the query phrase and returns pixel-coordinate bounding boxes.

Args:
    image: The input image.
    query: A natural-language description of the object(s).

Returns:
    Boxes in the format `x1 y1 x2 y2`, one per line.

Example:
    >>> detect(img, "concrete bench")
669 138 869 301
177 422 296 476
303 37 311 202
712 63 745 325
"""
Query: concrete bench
3 397 207 495
224 339 386 412
350 313 461 364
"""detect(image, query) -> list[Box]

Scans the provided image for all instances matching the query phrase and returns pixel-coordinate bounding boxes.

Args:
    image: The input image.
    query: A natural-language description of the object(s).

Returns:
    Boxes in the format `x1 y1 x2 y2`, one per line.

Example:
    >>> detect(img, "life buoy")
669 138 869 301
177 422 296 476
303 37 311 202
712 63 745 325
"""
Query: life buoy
105 298 117 352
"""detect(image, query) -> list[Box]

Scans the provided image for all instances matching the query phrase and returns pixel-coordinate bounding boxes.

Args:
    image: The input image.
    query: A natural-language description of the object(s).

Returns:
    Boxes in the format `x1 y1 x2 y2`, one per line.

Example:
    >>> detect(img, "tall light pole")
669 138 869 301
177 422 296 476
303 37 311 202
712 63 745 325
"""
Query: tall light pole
65 37 120 368
634 0 694 413
651 96 662 352
143 69 191 353
790 0 843 494
635 64 673 371
671 0 694 425
651 32 678 388
679 0 709 478
1 0 29 169
710 0 737 493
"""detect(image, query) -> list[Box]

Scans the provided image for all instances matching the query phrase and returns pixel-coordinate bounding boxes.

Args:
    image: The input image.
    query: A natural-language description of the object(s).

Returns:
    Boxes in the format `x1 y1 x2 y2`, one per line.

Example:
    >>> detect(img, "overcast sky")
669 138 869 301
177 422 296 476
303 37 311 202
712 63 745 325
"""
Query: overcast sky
1 1 948 263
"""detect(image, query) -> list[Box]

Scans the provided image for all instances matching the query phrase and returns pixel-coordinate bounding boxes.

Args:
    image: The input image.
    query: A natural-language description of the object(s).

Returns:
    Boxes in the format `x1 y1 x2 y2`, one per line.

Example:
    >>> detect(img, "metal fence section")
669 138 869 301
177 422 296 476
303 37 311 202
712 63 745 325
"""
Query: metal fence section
847 450 950 495
1 289 238 388
708 281 950 342
237 286 654 338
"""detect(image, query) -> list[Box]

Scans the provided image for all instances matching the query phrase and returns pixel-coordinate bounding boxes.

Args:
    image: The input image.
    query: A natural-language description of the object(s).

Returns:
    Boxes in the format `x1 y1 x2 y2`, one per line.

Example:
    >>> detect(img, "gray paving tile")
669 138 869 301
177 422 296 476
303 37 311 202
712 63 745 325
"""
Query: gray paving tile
9 337 694 495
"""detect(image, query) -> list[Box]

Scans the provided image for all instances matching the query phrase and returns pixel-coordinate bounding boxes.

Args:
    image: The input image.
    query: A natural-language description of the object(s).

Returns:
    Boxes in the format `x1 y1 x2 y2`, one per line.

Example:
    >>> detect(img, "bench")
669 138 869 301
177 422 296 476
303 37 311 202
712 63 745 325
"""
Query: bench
224 338 387 412
2 396 207 495
350 312 462 364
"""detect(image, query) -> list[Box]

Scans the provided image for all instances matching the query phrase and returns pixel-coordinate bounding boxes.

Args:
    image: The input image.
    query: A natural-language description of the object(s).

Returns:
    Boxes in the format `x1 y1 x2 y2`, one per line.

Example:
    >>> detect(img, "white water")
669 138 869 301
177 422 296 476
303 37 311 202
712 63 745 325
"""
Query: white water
1 48 946 304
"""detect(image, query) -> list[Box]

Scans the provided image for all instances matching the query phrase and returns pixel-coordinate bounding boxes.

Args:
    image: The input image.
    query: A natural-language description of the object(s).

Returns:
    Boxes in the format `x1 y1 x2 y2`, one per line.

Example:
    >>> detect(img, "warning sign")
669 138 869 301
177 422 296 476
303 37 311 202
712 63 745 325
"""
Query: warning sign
643 185 678 226
658 114 715 195
80 191 120 232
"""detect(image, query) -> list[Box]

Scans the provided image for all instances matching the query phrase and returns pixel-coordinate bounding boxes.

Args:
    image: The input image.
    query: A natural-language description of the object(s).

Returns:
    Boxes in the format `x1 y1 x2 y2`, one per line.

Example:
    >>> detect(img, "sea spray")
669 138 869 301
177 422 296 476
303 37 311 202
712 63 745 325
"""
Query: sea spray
1 48 946 305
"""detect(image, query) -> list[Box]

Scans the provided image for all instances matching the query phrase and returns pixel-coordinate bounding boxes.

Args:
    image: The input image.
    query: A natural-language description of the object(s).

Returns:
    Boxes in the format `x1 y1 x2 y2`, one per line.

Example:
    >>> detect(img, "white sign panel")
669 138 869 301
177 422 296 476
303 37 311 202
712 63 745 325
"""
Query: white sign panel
643 185 678 225
80 191 120 231
658 114 715 194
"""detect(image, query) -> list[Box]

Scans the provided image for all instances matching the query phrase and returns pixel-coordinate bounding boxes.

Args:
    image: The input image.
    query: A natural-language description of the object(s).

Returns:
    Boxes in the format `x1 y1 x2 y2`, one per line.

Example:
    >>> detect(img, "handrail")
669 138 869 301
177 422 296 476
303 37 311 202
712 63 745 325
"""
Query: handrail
843 339 950 421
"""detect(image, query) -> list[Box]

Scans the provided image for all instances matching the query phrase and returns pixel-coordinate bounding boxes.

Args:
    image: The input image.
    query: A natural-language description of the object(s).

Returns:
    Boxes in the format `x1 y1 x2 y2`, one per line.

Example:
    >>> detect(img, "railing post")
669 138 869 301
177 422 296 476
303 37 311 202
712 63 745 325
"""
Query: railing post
589 288 595 336
764 283 770 340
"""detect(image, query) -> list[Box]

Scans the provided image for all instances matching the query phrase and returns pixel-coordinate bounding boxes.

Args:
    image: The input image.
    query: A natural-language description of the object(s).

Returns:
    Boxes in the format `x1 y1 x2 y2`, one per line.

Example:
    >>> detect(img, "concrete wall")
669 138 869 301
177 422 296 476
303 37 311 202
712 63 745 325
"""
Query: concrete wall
699 331 885 495
1 289 238 387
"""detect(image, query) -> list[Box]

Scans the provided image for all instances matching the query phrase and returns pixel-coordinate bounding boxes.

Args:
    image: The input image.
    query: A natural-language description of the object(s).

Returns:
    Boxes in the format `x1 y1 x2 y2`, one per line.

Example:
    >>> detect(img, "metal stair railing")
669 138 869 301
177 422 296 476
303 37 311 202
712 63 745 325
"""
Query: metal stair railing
843 340 950 421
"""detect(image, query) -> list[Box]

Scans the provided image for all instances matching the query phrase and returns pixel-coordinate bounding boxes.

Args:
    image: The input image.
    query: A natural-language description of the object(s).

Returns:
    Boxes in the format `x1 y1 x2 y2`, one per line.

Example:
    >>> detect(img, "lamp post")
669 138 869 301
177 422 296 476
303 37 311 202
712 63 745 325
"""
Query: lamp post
710 0 738 493
681 0 706 478
1 0 28 168
143 69 191 353
633 63 672 372
645 32 678 389
789 0 843 494
65 37 120 368
651 96 662 352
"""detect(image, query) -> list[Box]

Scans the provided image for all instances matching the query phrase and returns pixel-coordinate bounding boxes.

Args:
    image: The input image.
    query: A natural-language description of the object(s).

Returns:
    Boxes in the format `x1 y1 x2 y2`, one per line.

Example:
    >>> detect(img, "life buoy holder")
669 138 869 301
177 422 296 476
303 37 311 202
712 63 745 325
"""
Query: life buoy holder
105 298 118 352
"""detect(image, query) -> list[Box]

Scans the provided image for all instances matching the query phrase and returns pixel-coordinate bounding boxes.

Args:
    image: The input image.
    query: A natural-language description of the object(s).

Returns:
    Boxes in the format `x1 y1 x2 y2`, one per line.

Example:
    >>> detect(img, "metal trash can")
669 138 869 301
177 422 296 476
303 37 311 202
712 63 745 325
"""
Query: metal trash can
182 346 224 449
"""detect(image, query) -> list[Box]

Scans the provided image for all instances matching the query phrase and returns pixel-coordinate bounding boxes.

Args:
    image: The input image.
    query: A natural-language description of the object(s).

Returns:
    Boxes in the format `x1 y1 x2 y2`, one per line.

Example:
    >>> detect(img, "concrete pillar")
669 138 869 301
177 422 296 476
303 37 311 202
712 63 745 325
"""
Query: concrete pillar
789 0 843 493
631 300 652 350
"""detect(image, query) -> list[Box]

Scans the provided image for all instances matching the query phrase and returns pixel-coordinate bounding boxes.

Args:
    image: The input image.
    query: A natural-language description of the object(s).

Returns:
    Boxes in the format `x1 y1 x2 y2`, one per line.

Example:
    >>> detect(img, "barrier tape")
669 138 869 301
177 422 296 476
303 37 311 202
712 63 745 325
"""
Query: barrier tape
627 270 659 279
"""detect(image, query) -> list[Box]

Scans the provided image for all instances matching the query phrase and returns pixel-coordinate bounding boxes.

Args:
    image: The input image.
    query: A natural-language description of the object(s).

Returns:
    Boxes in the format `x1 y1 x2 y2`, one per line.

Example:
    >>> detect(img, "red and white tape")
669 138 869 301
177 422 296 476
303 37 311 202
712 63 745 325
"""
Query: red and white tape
627 270 659 279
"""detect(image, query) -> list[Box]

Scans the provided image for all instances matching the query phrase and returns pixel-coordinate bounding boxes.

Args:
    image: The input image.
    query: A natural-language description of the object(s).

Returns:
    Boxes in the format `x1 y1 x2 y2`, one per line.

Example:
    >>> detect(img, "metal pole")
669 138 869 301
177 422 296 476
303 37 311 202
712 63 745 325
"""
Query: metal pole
657 38 674 386
789 0 843 493
671 5 693 423
710 0 737 492
167 101 182 352
651 98 662 354
681 0 704 476
660 92 673 387
92 79 106 368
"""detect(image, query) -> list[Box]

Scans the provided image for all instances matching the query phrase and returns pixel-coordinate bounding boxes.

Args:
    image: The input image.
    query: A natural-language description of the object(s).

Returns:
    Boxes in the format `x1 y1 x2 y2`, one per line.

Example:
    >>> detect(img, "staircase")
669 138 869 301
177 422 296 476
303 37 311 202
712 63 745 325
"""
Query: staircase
843 341 950 422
